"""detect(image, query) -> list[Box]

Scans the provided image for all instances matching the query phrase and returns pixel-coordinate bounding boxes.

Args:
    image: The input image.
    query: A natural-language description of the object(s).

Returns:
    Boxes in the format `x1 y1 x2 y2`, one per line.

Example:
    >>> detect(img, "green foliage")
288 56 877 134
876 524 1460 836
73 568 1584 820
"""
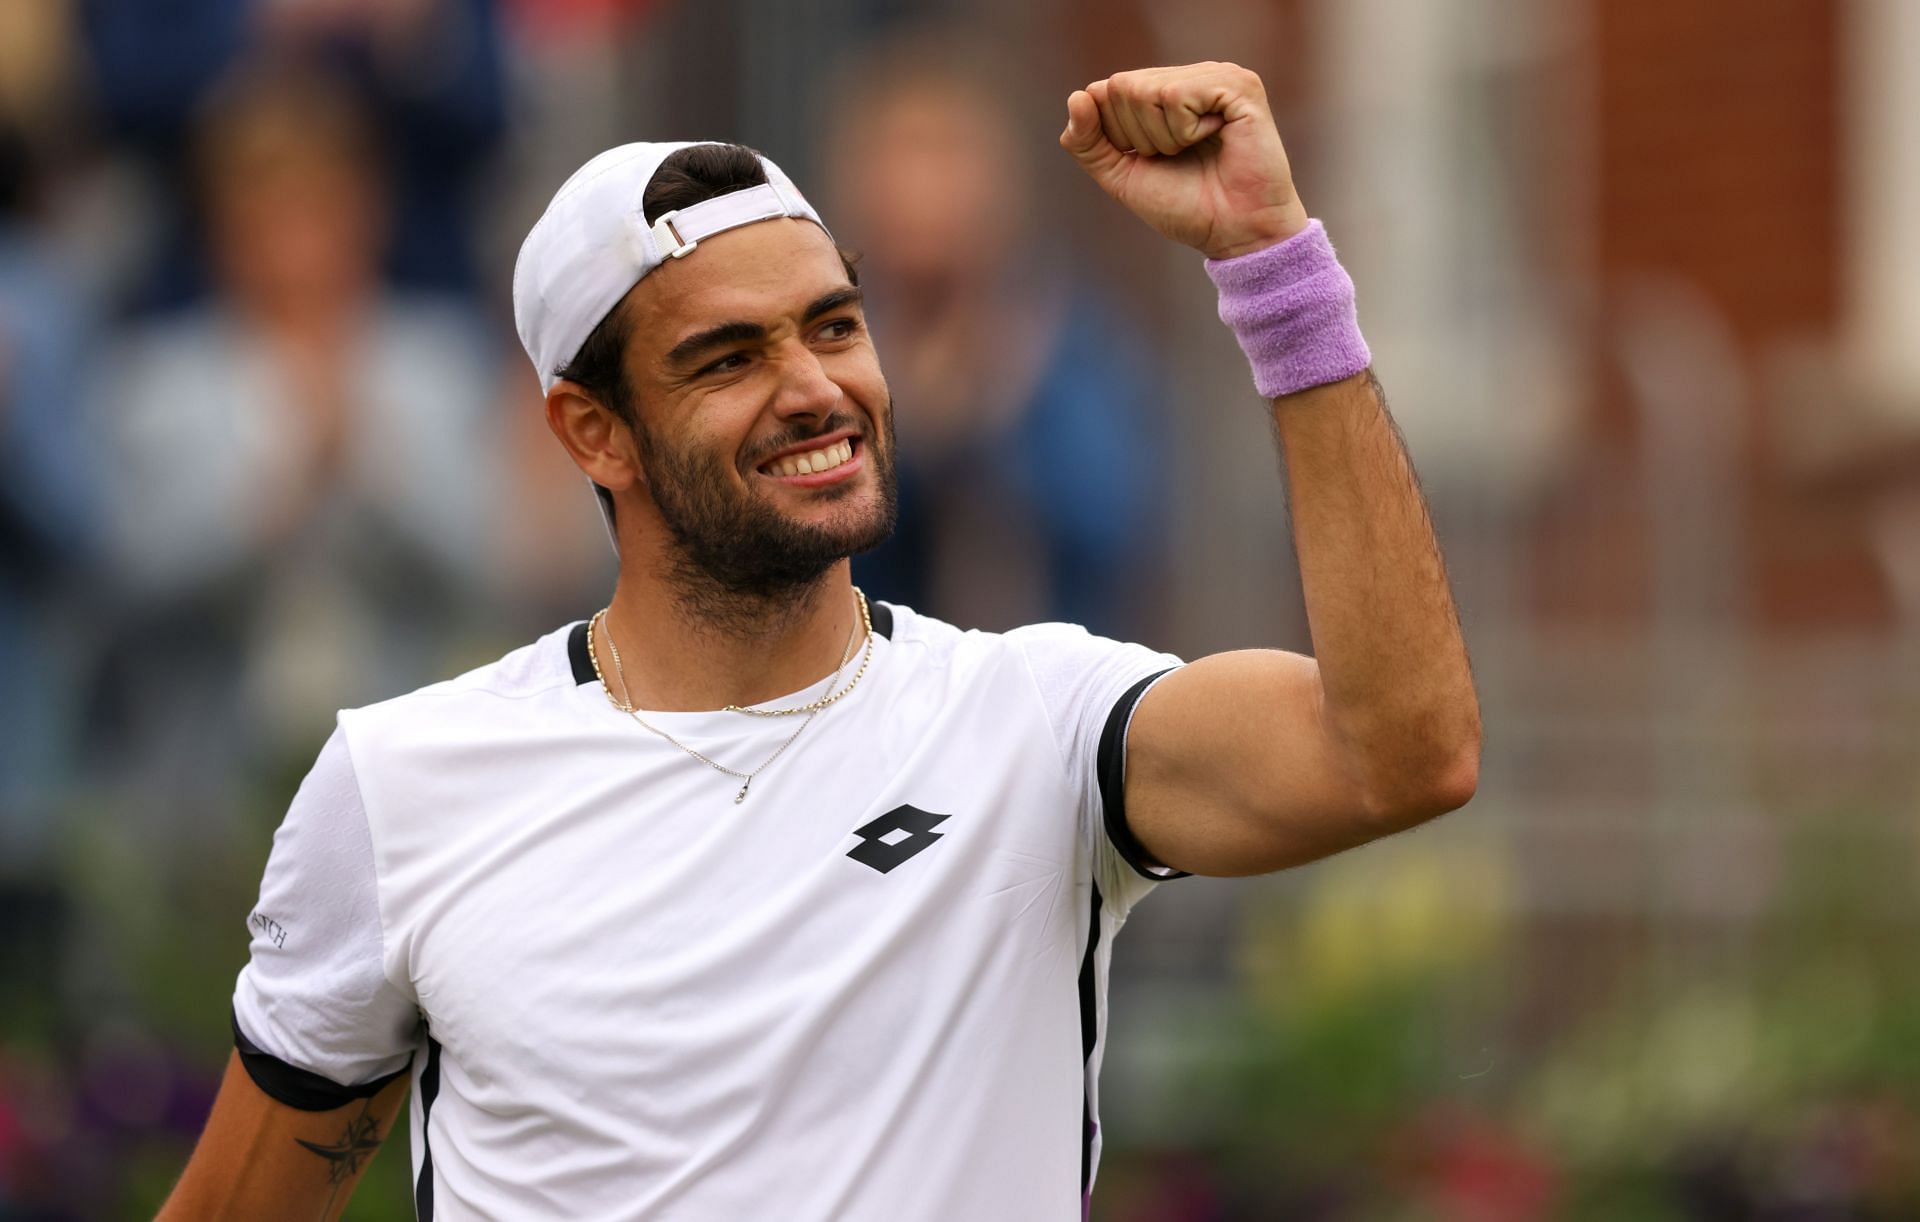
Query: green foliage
1102 805 1920 1216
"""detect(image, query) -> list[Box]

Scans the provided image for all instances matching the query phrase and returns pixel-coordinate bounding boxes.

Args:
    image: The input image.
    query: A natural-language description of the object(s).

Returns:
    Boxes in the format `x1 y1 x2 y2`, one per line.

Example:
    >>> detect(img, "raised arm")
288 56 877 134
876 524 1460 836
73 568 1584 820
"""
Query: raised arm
1061 64 1481 875
160 1051 409 1222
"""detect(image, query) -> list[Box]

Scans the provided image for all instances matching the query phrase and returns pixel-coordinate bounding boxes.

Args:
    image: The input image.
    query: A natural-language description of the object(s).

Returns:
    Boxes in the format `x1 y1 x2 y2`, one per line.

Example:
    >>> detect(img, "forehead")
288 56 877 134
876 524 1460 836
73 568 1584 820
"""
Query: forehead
623 219 851 351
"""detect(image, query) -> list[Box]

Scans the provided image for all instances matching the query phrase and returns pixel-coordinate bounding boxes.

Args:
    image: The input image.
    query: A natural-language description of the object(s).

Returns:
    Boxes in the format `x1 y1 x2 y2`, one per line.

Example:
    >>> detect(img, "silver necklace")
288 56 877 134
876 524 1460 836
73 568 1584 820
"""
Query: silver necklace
587 590 871 803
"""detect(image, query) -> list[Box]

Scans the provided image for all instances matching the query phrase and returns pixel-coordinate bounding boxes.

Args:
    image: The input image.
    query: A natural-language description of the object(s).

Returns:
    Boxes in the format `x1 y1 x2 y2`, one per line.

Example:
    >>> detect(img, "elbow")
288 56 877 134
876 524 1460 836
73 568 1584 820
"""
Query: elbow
1425 744 1481 815
1358 734 1481 832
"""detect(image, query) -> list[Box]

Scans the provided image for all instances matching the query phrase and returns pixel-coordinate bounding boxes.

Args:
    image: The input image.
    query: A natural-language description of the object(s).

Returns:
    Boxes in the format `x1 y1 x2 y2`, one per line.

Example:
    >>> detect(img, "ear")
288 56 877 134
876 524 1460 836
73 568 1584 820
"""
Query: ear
545 381 642 494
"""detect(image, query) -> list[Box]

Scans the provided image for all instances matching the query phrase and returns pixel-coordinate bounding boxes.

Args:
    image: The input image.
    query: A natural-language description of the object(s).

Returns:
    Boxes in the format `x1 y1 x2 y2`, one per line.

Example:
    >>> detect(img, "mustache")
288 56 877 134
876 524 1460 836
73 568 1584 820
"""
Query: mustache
738 409 879 470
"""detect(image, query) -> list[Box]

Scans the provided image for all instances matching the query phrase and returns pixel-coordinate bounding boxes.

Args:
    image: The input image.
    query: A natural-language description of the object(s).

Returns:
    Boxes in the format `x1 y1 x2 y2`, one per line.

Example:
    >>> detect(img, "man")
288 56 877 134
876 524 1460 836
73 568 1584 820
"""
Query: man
163 63 1479 1220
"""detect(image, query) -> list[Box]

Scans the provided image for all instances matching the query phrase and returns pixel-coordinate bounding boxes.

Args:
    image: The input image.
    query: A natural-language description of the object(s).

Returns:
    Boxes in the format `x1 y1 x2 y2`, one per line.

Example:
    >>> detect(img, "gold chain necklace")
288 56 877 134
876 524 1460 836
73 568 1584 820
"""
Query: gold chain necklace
587 589 872 804
722 589 872 716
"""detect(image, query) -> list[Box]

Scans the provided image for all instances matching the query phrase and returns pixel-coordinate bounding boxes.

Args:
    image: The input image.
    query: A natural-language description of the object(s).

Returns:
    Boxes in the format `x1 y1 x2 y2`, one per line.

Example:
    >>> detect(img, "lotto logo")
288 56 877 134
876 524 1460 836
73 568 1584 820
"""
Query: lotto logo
846 806 950 874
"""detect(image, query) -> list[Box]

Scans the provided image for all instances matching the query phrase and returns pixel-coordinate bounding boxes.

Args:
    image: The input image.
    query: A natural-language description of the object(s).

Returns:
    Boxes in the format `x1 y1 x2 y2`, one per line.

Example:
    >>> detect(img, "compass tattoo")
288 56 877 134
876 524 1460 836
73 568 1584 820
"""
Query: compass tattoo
296 1099 386 1219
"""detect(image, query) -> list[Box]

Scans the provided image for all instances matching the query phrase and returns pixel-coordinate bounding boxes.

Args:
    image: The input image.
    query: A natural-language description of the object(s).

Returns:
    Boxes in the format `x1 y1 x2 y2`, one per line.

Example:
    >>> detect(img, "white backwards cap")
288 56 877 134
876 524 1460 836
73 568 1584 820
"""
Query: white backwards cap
512 141 831 394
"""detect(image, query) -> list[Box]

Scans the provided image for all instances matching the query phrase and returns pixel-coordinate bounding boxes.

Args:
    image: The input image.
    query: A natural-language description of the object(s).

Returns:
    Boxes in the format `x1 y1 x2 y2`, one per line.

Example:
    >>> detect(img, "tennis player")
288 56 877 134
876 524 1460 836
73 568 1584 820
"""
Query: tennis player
162 62 1480 1220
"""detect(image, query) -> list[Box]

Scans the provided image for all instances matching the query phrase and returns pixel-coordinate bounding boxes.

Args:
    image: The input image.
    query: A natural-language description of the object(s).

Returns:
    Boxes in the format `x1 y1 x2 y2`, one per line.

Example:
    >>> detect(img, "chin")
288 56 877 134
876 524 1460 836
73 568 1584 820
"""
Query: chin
805 489 897 554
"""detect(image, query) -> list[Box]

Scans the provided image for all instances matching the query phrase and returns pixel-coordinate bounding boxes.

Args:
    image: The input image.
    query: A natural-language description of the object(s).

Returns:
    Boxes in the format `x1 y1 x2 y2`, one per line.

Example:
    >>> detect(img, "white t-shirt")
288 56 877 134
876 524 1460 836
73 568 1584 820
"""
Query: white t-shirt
232 602 1184 1221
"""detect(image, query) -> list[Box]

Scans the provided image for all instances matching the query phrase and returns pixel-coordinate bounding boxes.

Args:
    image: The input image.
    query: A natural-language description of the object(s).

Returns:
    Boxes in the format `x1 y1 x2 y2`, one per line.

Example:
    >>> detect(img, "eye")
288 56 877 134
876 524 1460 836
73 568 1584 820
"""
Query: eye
698 352 750 377
815 317 861 342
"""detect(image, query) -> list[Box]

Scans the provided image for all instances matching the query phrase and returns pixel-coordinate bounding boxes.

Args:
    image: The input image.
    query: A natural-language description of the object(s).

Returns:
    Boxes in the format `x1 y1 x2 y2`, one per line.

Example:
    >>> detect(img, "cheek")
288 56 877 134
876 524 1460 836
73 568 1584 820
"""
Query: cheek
659 393 760 470
828 346 890 412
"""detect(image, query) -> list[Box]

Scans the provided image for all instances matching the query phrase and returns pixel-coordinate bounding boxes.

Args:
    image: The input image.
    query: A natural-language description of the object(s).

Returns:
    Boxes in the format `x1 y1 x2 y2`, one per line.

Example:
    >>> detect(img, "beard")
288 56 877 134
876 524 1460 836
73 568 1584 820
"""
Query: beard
633 403 899 616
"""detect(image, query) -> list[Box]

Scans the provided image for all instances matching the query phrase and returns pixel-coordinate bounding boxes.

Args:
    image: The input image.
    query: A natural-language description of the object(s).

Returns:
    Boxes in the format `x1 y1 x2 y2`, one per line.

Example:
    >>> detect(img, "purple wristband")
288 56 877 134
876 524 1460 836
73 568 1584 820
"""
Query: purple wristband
1205 219 1371 399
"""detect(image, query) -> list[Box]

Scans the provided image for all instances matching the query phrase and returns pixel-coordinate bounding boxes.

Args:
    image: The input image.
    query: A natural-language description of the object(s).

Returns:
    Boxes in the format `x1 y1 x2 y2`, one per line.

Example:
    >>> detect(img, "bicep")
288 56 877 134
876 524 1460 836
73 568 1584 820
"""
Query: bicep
1122 649 1380 876
161 1051 410 1222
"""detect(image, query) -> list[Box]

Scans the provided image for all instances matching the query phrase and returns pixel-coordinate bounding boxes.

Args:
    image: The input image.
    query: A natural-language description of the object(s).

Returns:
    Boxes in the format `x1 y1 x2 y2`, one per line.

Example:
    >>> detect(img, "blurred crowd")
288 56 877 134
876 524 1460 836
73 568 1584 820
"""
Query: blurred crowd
0 0 1170 832
0 5 528 1211
5 0 522 833
4 0 1918 1218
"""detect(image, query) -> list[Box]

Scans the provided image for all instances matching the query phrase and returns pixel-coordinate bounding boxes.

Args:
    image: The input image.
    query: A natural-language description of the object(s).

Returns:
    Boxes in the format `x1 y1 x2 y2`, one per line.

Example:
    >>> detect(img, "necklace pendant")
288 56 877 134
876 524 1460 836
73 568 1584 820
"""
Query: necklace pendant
735 780 750 804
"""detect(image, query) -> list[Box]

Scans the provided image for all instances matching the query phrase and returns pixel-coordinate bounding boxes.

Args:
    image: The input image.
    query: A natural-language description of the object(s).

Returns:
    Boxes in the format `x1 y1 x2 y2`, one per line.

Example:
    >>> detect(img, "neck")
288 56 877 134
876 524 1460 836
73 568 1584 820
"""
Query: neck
239 289 364 344
597 561 861 712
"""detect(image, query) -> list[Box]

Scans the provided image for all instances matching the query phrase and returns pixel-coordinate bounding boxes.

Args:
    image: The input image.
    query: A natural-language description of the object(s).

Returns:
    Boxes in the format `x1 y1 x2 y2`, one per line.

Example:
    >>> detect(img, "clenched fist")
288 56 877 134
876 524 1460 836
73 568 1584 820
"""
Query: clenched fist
1060 63 1309 261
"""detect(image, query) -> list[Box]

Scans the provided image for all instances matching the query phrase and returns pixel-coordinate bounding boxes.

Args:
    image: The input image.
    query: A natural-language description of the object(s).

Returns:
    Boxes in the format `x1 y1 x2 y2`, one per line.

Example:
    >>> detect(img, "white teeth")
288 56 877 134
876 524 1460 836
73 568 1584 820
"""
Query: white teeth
769 439 853 478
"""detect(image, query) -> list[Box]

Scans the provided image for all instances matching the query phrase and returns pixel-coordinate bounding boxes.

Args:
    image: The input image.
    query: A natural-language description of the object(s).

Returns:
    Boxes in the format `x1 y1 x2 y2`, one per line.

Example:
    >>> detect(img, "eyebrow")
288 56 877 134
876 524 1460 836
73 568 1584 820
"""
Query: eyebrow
801 286 864 324
664 286 865 370
665 320 763 368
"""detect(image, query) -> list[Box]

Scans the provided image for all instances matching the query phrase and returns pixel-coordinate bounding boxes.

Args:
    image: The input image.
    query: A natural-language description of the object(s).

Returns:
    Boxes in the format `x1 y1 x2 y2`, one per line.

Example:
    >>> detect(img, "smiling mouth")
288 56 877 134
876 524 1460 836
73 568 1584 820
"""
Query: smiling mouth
759 436 857 479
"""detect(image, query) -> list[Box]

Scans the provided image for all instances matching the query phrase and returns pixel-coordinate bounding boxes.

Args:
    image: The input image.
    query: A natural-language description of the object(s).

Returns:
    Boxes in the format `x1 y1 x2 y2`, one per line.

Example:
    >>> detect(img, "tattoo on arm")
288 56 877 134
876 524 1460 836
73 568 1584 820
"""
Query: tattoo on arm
295 1099 386 1220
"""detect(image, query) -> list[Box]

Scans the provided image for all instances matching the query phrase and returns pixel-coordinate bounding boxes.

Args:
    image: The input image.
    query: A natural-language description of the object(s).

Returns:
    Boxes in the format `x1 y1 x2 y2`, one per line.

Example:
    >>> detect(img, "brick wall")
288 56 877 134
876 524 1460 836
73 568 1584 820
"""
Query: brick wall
1571 0 1887 627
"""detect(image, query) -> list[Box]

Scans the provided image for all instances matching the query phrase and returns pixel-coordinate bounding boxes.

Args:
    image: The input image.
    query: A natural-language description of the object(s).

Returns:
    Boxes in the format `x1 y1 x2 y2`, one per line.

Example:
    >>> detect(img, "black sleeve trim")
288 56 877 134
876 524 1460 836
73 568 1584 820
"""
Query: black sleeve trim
414 1034 444 1219
1076 880 1105 1196
232 1008 413 1111
1095 668 1191 882
567 619 596 686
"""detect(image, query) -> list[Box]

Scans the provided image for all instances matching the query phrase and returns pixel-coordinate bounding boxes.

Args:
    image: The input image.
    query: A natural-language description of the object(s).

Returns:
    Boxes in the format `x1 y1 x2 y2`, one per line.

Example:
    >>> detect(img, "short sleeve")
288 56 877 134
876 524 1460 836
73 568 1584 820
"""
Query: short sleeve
1008 623 1187 917
231 726 421 1109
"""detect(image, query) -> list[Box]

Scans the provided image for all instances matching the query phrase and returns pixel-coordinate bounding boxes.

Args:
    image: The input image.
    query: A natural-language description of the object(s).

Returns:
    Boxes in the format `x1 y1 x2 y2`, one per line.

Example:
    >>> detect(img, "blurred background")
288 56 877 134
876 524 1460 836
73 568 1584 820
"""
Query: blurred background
0 0 1915 1217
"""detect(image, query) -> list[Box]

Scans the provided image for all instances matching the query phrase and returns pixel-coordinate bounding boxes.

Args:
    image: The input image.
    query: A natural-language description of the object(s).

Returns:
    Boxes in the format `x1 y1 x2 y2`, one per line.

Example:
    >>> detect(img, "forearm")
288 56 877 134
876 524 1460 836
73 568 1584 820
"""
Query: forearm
1273 368 1480 818
1065 63 1480 869
161 1051 408 1222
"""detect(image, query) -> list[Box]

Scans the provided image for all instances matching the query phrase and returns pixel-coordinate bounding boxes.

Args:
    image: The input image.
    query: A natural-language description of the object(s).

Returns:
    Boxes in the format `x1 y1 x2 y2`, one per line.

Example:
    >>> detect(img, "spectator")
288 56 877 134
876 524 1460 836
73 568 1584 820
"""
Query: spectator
825 45 1169 638
0 123 97 828
79 0 507 306
0 0 99 827
88 64 503 788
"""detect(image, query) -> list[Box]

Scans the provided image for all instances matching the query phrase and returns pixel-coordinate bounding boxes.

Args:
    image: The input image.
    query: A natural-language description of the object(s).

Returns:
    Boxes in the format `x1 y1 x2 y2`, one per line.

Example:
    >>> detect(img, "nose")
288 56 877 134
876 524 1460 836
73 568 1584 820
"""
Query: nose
767 341 844 423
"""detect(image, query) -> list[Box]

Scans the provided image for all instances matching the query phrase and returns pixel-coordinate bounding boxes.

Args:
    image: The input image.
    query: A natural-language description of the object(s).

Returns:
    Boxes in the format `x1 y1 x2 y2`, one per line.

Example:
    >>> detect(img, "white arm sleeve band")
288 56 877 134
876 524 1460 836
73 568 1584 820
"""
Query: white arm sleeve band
231 725 421 1107
1008 622 1187 918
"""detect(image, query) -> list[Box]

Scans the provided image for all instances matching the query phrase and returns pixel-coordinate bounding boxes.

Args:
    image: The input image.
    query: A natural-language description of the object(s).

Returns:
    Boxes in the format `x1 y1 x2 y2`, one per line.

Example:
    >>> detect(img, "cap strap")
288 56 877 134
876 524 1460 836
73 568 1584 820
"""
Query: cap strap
648 183 803 260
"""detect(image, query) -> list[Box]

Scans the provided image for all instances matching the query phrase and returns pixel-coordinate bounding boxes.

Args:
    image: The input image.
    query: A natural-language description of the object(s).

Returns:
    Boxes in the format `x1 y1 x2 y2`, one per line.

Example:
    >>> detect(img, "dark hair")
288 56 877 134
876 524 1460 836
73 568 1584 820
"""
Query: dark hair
193 60 383 199
554 143 859 424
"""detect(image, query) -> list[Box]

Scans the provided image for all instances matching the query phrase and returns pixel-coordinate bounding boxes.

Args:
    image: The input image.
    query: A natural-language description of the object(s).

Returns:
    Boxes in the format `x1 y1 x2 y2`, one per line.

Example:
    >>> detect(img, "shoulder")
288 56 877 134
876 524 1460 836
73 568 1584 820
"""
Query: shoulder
372 295 494 360
363 297 497 419
878 602 1174 699
879 600 1081 651
339 622 581 740
95 309 217 391
877 601 1073 674
107 306 235 365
